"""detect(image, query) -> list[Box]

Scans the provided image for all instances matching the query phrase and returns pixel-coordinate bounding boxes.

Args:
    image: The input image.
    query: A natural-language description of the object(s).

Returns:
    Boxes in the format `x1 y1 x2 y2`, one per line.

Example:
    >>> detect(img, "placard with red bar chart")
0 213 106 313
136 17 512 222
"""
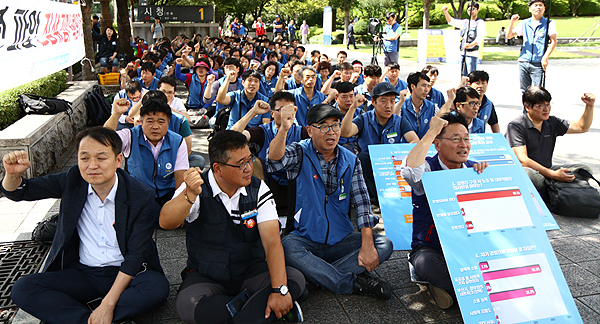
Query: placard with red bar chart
421 165 581 324
368 133 557 250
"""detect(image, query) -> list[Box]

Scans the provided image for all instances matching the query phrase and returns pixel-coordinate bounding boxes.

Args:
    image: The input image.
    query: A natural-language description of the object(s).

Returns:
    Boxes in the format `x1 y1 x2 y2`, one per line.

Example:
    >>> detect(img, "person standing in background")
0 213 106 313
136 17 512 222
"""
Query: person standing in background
151 17 165 44
442 4 486 77
288 20 297 42
347 20 358 50
300 21 309 45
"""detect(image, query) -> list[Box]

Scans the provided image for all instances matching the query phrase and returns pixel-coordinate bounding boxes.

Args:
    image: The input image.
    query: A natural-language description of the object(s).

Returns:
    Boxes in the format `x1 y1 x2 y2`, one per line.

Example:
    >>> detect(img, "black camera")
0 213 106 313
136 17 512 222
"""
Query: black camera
368 18 383 36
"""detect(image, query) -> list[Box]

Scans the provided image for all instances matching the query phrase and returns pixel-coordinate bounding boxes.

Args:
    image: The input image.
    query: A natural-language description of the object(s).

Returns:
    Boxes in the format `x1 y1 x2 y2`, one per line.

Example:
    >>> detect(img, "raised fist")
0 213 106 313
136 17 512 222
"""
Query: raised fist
113 98 130 115
3 150 31 176
184 167 204 197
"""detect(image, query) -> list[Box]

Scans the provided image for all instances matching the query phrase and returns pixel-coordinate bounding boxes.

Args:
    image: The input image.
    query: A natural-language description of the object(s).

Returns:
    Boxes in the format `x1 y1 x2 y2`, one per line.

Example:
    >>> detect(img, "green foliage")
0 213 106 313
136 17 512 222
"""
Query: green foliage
512 1 532 18
577 0 600 15
408 9 424 27
430 6 446 25
550 0 572 16
354 19 369 35
484 3 505 19
0 71 69 130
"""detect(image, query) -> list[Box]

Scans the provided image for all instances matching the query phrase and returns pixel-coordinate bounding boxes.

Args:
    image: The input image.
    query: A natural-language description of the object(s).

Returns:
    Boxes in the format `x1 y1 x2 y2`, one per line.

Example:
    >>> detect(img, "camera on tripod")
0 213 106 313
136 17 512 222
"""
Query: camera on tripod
368 18 383 37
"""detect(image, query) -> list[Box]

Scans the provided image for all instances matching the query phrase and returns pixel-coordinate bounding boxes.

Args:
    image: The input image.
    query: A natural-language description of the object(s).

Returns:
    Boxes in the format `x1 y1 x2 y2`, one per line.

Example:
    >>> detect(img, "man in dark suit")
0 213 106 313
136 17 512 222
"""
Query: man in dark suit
2 127 169 324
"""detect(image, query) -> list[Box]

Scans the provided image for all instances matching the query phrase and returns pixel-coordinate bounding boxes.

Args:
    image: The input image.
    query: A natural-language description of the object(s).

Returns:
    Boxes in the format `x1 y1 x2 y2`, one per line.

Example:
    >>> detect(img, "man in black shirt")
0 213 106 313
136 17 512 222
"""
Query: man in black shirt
505 86 595 192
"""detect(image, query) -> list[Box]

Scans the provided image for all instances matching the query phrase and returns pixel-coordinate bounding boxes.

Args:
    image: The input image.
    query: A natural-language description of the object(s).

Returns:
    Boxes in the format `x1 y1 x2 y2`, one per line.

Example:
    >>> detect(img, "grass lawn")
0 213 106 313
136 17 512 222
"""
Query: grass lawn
326 44 595 61
327 16 600 40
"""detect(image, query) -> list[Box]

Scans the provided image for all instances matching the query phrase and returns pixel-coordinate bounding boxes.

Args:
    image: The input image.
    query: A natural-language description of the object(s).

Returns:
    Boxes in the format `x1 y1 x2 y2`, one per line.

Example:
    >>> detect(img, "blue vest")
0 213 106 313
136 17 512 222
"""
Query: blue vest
357 110 407 153
187 74 210 109
401 97 437 139
286 78 301 91
215 77 244 113
226 91 270 130
259 122 303 186
471 118 486 134
519 17 550 63
134 77 159 91
293 140 355 245
383 22 401 53
478 95 493 123
335 103 361 153
354 84 374 111
168 112 183 134
426 87 446 110
292 87 327 127
259 75 278 98
451 111 485 134
127 126 182 198
411 154 476 251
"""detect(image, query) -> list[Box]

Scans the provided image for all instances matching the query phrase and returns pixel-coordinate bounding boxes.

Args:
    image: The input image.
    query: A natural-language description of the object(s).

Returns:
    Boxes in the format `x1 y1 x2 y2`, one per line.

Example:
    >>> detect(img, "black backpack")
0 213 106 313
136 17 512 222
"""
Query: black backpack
208 106 232 140
18 94 72 115
85 85 112 126
544 168 600 218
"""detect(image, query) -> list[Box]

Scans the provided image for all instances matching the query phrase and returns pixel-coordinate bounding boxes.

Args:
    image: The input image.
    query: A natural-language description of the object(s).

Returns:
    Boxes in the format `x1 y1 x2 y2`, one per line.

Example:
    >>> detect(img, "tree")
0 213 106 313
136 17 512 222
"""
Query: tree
423 0 431 29
448 0 469 19
496 0 518 18
330 0 355 45
116 0 133 59
80 2 95 81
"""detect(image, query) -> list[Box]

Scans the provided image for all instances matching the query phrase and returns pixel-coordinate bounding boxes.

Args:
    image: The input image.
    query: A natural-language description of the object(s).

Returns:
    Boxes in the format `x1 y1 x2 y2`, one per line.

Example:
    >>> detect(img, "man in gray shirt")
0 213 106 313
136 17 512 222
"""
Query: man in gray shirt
505 86 595 192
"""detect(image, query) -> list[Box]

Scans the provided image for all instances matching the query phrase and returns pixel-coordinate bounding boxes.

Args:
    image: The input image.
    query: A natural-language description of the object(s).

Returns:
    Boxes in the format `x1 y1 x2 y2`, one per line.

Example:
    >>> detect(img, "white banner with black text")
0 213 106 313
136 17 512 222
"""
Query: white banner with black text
0 0 84 92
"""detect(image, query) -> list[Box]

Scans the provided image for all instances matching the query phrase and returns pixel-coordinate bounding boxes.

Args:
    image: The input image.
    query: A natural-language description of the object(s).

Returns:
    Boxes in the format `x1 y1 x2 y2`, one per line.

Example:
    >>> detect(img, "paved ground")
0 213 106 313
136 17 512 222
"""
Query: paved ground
6 47 600 323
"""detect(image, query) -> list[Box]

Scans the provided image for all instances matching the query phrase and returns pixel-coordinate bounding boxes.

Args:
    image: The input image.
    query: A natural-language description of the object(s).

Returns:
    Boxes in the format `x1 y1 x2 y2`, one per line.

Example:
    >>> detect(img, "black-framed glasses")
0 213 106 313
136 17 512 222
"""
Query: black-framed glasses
220 155 256 171
438 136 471 143
311 123 341 134
532 103 551 110
462 101 481 108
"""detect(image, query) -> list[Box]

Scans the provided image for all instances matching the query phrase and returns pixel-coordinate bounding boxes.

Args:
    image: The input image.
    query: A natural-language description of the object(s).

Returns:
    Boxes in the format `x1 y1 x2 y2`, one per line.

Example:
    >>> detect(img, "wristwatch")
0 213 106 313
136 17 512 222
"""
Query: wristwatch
271 285 289 296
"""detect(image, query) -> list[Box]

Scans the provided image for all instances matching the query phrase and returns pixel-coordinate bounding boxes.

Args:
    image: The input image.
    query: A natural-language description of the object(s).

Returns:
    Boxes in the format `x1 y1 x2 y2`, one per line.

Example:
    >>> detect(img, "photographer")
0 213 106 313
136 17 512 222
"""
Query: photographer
380 12 402 65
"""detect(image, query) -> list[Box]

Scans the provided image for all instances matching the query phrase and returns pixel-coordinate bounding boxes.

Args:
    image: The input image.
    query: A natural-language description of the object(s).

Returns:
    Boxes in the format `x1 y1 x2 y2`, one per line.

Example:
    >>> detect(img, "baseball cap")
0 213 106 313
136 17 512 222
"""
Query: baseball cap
372 82 399 99
193 61 210 70
306 104 344 125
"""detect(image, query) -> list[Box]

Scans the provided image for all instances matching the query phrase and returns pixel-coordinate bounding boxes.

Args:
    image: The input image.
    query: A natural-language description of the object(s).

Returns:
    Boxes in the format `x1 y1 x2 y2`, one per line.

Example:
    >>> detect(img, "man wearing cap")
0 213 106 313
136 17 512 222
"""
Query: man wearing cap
267 104 394 300
216 69 271 130
341 82 419 205
506 0 558 93
174 58 214 110
273 15 283 39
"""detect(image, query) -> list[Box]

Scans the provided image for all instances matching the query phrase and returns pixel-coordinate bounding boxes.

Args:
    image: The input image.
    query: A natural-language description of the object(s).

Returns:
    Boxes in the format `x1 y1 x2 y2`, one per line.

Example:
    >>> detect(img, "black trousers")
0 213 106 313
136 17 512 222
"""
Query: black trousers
409 246 454 293
176 262 305 324
11 262 169 324
358 152 378 204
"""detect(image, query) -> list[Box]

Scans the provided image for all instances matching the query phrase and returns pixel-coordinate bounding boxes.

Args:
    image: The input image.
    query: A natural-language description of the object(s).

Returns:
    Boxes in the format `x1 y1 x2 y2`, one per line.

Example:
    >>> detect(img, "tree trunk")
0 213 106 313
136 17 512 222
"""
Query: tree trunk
116 0 133 59
344 3 349 46
423 0 431 29
99 0 113 31
81 2 96 81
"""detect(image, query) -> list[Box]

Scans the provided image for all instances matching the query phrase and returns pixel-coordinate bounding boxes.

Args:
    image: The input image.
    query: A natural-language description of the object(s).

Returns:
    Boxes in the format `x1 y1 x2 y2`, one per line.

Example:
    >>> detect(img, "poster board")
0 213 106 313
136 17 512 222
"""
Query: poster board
421 165 581 324
369 133 557 250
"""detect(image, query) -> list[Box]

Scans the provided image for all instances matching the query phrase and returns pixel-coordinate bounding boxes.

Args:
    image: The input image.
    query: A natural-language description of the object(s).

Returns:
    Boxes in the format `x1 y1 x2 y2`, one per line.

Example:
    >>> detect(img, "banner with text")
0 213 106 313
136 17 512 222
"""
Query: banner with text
0 0 84 92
